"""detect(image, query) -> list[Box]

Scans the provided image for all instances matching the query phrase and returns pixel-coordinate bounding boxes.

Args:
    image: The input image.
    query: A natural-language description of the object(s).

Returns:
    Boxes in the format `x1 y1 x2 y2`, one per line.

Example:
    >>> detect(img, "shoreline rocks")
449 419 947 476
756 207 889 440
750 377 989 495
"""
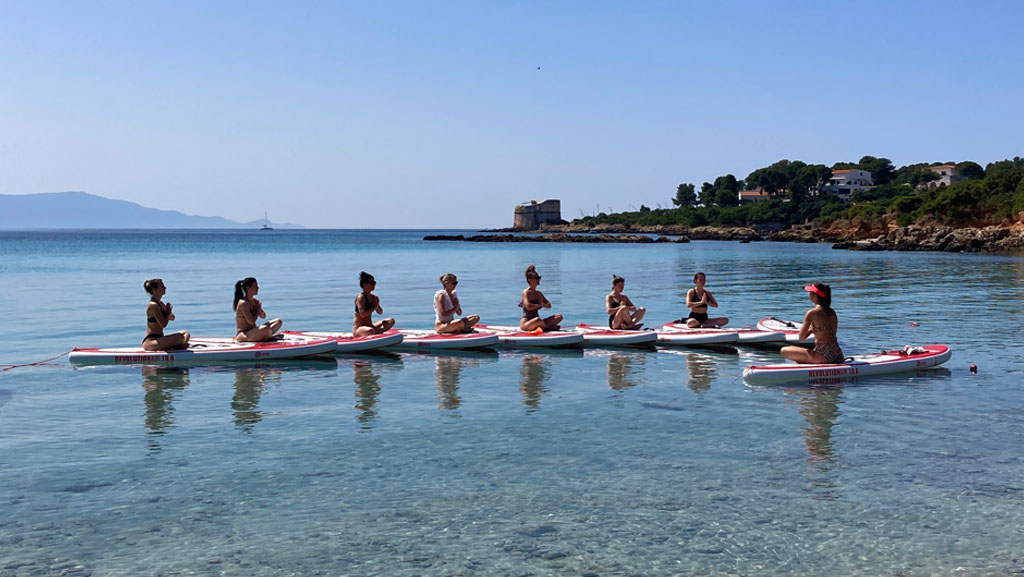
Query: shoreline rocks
458 222 1024 253
424 233 690 243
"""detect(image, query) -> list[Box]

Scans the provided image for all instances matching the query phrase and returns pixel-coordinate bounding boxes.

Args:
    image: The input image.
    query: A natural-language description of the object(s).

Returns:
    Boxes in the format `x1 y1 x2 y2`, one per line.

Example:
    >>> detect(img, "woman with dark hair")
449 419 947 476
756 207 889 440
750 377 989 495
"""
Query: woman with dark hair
434 273 480 334
354 271 395 336
234 277 283 342
683 271 728 328
519 265 563 332
142 279 190 351
782 282 845 364
606 274 645 330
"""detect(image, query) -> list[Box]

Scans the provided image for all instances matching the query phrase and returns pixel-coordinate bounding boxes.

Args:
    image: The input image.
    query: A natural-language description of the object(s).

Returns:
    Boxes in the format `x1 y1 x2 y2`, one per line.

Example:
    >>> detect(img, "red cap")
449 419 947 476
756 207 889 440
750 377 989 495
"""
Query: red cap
804 284 826 297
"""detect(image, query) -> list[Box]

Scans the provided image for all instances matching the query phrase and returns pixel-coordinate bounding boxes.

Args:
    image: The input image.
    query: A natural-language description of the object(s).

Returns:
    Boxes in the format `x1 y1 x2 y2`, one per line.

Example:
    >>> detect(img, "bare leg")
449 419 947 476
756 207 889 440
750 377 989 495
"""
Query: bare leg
781 345 828 364
704 316 729 328
144 331 190 351
611 307 632 330
686 318 701 328
520 318 545 332
353 325 376 337
377 318 396 332
461 315 480 332
543 314 563 332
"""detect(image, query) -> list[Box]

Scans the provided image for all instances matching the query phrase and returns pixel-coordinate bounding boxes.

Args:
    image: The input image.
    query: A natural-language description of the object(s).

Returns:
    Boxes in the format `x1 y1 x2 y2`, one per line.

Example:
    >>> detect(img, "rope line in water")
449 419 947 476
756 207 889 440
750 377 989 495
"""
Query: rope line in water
0 350 72 373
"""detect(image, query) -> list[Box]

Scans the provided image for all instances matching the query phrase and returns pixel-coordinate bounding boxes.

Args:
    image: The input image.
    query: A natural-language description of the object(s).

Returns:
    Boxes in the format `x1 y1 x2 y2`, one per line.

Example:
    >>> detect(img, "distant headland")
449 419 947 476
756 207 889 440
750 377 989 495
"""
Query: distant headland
433 156 1024 253
0 192 303 229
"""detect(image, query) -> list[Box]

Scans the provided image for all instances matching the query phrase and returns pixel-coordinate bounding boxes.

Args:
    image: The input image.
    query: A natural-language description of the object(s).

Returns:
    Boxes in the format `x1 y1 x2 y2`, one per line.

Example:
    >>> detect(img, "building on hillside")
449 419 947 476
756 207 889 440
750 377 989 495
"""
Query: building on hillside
737 188 774 203
924 164 962 188
822 169 873 202
514 199 562 230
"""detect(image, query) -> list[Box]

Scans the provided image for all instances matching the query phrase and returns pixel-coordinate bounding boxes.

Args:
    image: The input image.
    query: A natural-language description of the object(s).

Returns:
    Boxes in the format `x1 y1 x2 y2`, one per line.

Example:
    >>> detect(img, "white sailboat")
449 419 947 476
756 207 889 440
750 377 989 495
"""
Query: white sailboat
261 212 273 231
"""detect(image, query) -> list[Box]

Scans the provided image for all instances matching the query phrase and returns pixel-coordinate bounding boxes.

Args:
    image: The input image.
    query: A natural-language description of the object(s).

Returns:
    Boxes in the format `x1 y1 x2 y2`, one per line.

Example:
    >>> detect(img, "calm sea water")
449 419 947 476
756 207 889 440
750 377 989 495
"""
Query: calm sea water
1 230 1022 576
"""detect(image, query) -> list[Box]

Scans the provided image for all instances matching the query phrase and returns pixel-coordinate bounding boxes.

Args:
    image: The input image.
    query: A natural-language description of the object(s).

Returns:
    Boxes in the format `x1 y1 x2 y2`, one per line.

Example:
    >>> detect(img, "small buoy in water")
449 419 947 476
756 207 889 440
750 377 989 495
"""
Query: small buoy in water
969 364 978 374
908 322 919 327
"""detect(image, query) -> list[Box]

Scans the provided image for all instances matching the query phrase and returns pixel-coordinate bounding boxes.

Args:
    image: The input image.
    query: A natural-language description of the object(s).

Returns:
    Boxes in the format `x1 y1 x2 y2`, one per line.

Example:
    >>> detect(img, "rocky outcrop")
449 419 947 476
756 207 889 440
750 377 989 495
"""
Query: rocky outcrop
832 225 1024 253
424 233 690 243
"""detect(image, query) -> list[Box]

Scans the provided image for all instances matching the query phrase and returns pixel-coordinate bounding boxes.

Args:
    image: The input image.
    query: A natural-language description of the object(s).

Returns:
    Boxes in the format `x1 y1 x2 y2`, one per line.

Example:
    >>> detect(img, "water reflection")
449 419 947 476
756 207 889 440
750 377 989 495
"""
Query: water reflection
431 350 498 412
606 351 647 390
346 352 404 429
519 354 551 411
787 385 843 499
232 368 280 432
141 366 190 437
684 352 715 392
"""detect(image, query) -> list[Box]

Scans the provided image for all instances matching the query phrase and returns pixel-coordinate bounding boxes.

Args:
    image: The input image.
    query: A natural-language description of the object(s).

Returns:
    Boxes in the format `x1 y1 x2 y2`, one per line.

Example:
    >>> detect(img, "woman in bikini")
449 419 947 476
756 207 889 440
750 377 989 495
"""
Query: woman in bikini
142 278 190 351
353 271 395 337
434 273 480 334
684 272 729 328
234 277 284 342
782 282 845 364
519 265 563 332
606 274 645 330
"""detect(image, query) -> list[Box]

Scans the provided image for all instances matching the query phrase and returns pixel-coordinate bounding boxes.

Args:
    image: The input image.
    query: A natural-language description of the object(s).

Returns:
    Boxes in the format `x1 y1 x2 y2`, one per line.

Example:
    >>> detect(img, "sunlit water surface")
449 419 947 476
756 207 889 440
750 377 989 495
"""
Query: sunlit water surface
1 230 1022 576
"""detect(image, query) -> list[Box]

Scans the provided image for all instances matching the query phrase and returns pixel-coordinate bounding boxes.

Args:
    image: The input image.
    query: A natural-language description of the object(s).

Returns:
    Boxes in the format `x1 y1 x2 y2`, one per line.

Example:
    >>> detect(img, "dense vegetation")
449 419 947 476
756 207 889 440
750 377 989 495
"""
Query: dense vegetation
574 157 1024 229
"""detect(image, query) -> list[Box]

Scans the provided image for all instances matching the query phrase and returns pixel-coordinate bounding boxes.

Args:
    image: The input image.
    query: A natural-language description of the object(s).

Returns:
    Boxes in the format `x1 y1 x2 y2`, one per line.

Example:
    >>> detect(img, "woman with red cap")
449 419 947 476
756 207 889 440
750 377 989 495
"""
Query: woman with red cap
781 282 845 364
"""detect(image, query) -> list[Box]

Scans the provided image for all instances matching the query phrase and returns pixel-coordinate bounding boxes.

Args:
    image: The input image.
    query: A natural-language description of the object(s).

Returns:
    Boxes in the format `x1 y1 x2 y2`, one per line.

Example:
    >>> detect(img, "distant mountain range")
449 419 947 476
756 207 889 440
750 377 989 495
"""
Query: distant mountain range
0 192 303 229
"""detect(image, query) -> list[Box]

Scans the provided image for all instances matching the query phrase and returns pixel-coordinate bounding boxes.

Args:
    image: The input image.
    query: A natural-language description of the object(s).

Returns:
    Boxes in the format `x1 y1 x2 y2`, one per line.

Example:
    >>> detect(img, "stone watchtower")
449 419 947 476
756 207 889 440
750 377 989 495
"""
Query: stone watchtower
513 199 561 230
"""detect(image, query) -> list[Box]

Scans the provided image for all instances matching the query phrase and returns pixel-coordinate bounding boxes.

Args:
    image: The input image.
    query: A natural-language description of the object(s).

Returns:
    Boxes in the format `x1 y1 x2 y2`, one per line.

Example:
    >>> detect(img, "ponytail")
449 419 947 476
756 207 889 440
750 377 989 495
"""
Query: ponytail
234 277 257 311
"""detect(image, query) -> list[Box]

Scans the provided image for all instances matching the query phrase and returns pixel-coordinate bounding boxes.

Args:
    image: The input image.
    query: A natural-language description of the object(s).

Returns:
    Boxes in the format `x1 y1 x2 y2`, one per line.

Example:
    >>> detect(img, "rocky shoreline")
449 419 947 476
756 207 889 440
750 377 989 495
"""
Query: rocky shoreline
458 221 1024 253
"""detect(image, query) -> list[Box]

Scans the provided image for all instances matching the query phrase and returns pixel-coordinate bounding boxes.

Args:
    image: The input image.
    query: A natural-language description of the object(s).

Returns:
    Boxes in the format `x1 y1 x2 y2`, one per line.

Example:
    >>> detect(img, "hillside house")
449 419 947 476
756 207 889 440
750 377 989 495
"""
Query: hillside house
823 169 873 202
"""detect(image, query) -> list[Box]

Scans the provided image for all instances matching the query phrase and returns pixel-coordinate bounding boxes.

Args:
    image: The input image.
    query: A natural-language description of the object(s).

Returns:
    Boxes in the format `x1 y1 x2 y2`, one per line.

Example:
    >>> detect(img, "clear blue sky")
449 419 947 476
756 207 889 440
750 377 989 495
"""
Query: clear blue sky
2 0 1022 228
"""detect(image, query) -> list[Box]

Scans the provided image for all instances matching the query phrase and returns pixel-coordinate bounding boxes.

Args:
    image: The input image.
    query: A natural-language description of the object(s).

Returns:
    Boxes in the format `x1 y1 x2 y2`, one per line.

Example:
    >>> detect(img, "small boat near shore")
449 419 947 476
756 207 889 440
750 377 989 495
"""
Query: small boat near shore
742 344 952 385
70 333 338 366
476 324 584 348
284 329 404 353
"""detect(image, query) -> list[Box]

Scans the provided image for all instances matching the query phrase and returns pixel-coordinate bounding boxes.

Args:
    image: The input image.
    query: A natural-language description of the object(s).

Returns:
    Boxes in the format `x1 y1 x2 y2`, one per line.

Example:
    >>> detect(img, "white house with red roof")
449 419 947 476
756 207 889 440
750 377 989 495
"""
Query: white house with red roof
823 169 873 201
737 187 773 203
925 164 961 188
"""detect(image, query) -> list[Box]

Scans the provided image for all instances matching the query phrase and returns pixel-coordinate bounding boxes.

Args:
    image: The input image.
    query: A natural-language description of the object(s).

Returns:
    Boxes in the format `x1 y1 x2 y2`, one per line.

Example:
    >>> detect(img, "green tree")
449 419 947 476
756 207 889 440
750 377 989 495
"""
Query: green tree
956 161 985 180
673 183 697 207
856 156 896 185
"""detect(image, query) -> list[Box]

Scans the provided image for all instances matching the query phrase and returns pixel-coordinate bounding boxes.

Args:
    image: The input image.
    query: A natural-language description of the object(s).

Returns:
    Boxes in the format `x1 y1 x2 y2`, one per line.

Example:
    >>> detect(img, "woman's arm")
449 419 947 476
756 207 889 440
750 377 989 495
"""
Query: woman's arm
148 302 169 328
704 290 718 308
797 310 814 342
450 293 462 316
522 289 543 311
373 296 383 315
605 294 616 315
686 289 704 310
237 300 258 326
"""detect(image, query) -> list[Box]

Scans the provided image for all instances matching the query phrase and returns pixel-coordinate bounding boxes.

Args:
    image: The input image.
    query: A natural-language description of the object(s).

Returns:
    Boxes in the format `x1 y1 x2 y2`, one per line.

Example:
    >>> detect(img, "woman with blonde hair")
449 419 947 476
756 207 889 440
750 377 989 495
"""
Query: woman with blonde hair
434 273 480 334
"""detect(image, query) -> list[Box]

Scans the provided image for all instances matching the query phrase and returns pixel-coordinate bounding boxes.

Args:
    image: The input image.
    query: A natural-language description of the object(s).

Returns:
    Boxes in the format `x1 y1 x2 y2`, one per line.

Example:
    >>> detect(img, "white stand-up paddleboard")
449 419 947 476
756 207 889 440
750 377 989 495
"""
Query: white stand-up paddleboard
392 329 499 350
476 325 584 348
756 317 815 344
284 329 404 352
656 323 739 345
70 333 338 366
742 344 952 385
573 324 658 347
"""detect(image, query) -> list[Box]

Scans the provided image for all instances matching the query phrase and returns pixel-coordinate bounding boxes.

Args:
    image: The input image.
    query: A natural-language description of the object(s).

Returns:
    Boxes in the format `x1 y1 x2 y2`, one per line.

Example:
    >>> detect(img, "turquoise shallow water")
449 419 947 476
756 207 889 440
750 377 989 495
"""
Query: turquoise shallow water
1 230 1023 576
